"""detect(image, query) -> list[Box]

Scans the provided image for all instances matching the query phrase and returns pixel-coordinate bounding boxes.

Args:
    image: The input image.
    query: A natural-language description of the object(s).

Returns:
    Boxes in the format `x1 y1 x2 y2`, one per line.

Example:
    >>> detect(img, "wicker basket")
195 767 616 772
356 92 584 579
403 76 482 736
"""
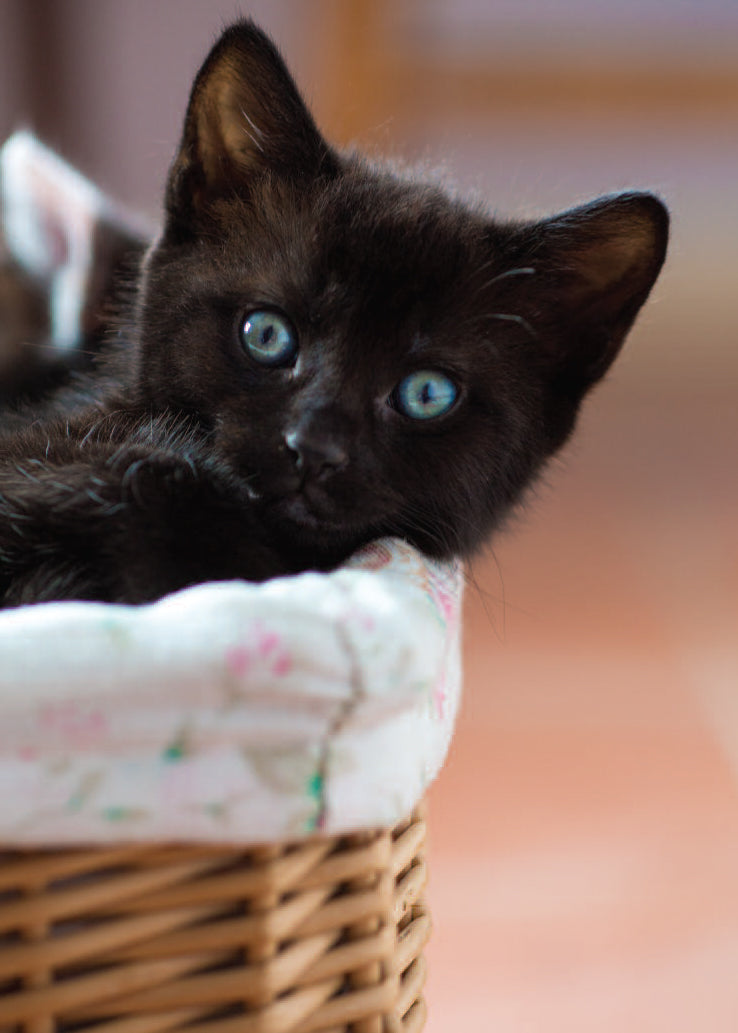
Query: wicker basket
0 542 461 1033
0 809 429 1033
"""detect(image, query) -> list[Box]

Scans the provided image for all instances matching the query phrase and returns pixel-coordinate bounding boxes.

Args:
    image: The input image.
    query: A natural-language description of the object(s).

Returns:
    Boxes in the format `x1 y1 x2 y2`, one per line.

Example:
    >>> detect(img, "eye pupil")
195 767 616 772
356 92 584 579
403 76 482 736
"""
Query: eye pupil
240 309 297 367
394 370 458 420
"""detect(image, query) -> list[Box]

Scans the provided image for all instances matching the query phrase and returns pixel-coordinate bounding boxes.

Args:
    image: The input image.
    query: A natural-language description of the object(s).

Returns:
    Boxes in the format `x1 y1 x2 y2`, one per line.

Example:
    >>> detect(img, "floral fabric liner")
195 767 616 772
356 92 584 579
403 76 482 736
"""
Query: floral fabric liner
0 538 463 846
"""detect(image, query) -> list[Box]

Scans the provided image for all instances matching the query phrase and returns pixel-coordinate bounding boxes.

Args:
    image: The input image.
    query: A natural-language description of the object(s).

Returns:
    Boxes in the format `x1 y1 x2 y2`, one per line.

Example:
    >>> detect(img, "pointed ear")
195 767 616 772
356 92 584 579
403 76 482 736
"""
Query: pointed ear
165 20 337 231
532 192 669 392
1 130 149 350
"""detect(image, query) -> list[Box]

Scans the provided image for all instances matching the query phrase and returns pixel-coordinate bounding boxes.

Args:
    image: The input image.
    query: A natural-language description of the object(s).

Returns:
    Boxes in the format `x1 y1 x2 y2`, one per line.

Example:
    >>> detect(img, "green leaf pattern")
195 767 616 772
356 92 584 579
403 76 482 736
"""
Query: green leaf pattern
0 539 462 845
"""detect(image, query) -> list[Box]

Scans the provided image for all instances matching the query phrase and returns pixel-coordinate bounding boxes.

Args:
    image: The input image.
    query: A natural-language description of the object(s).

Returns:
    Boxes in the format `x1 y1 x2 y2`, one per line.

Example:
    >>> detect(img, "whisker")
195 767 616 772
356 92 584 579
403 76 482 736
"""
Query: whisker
12 340 101 359
480 266 536 290
489 312 537 339
240 107 265 153
462 564 506 643
389 489 488 558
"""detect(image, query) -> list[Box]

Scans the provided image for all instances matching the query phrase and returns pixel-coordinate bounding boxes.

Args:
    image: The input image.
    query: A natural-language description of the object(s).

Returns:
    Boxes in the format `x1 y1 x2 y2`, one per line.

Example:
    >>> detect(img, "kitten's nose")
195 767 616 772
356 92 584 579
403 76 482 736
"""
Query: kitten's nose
285 426 348 482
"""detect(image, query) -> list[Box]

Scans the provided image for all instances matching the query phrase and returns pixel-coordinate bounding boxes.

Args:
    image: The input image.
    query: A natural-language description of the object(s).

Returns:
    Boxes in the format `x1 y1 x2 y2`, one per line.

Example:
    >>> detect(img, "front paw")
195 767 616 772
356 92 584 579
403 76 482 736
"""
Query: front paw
109 447 201 509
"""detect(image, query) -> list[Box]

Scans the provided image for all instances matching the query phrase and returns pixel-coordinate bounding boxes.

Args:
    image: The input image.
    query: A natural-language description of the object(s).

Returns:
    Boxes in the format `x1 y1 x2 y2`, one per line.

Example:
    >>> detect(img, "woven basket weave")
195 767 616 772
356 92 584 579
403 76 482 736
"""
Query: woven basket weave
0 809 429 1033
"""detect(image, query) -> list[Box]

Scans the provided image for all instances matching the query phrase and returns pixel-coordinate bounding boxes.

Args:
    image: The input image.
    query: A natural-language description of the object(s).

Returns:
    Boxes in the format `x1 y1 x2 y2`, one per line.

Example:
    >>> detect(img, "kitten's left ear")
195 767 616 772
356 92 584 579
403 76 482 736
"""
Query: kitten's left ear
532 192 668 393
165 20 337 231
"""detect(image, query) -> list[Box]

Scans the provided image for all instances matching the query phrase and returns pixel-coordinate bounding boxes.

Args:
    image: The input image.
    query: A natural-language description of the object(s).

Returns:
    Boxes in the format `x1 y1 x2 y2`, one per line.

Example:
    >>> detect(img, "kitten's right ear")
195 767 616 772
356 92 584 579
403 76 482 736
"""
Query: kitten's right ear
165 20 337 232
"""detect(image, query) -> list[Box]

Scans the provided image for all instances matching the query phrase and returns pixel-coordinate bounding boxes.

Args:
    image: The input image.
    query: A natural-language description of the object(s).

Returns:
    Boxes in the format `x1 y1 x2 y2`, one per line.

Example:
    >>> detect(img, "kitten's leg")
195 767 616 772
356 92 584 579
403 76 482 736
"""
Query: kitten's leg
0 444 294 606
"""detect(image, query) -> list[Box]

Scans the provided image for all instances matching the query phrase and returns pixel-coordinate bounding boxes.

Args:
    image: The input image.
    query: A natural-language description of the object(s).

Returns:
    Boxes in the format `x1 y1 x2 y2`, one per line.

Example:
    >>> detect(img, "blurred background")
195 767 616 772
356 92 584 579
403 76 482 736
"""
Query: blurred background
1 1 736 1029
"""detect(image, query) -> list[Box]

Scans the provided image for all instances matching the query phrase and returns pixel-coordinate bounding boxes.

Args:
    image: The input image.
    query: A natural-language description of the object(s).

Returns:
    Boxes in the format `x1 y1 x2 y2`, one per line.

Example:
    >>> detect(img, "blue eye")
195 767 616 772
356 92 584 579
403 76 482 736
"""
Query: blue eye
394 370 458 420
240 309 297 366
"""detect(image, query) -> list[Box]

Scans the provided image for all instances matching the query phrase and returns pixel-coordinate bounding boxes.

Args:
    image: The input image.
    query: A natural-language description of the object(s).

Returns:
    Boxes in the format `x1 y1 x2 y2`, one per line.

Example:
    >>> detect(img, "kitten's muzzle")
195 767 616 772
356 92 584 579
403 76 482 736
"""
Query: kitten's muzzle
284 427 348 484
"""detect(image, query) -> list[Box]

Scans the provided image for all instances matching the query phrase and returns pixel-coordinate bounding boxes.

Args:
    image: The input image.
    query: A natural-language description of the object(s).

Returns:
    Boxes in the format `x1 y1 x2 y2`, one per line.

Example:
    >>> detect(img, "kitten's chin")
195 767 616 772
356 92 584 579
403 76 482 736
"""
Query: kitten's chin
272 492 333 529
268 492 356 536
263 491 374 564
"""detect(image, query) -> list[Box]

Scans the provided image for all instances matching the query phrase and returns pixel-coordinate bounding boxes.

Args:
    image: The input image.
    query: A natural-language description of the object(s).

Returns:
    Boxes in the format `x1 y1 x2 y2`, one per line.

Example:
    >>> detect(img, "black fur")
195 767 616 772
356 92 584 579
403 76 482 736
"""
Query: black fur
0 20 668 606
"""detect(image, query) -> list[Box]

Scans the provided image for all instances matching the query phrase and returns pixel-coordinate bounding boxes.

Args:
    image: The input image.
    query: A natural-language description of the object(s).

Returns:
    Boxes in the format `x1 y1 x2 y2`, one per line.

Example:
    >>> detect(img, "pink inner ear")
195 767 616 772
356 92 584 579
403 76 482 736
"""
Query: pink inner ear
2 132 95 277
2 131 150 351
575 225 660 300
40 208 71 267
549 194 667 314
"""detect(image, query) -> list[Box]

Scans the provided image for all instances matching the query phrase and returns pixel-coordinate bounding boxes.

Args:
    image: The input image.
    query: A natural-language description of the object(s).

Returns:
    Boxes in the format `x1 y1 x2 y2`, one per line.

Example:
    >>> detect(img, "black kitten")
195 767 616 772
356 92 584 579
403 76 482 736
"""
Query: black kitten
0 20 668 607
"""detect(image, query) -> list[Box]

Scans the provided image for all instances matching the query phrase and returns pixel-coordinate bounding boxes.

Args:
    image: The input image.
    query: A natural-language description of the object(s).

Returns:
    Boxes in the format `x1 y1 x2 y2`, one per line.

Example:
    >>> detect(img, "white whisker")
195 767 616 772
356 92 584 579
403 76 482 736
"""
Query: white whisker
489 313 537 339
240 108 265 153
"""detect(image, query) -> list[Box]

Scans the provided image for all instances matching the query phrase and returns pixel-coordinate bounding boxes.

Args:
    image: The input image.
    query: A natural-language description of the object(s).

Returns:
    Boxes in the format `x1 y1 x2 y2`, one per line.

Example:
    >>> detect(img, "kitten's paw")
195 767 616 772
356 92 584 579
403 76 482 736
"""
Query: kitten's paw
110 448 200 508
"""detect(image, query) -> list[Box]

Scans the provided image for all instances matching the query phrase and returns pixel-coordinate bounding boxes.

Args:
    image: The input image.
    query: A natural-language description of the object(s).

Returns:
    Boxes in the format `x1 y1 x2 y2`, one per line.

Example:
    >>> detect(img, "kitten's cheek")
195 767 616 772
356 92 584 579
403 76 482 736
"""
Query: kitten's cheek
248 468 302 501
221 436 300 499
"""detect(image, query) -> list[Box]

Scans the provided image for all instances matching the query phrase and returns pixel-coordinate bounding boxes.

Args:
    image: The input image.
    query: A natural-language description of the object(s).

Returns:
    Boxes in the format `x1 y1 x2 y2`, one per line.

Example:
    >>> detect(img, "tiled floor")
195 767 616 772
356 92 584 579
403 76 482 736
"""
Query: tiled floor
424 385 738 1031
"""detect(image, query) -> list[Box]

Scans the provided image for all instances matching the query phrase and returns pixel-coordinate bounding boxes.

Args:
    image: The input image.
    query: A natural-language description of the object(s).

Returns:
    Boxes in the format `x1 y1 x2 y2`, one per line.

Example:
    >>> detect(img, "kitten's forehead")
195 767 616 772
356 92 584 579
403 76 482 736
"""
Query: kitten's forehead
306 167 489 329
323 167 481 266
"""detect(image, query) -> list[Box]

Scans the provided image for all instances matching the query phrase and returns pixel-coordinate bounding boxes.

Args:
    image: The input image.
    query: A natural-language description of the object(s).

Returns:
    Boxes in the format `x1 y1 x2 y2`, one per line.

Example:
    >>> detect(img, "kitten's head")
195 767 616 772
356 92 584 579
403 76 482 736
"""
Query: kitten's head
135 20 668 566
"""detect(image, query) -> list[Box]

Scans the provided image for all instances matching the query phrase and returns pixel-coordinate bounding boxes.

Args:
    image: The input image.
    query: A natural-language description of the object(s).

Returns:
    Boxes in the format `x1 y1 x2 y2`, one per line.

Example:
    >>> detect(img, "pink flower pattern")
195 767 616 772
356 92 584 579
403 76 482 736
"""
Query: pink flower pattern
226 623 293 679
0 538 462 843
38 703 107 745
